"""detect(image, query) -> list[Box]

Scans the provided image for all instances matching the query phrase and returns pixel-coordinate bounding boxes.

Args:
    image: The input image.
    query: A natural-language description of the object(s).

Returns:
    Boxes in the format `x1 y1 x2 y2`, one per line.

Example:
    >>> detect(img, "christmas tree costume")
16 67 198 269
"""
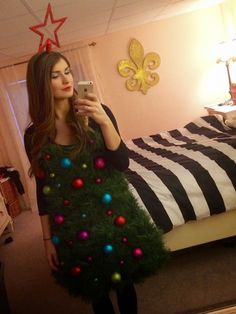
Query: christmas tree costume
39 129 169 302
24 106 169 303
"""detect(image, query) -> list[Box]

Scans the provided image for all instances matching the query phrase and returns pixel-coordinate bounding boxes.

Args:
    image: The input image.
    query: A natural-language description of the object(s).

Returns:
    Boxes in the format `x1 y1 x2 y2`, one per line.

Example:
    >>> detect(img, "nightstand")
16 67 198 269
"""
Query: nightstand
204 103 236 120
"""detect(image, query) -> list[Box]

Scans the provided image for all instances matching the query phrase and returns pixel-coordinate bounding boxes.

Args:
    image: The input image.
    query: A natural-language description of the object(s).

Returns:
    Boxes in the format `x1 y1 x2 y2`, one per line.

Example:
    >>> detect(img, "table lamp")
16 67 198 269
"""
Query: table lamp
216 39 236 104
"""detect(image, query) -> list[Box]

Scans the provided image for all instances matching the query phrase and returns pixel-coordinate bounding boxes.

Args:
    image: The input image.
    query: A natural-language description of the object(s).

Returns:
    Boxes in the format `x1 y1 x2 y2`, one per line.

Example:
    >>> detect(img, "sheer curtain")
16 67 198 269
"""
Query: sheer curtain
0 43 103 213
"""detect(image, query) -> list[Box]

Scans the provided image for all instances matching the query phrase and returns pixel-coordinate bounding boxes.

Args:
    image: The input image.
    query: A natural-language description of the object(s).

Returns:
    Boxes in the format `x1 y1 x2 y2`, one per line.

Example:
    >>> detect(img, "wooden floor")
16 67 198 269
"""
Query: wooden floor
207 306 236 313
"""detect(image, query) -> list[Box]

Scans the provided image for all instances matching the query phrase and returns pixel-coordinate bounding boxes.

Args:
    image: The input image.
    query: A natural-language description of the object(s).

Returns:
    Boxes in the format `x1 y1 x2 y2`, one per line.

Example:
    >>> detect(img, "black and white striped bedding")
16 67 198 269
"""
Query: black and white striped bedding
125 115 236 233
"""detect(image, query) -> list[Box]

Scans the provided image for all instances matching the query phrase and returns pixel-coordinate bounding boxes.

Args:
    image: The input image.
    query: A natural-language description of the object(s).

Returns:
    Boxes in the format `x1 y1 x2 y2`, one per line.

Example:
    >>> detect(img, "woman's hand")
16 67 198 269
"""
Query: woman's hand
74 93 110 127
74 93 121 151
43 240 59 271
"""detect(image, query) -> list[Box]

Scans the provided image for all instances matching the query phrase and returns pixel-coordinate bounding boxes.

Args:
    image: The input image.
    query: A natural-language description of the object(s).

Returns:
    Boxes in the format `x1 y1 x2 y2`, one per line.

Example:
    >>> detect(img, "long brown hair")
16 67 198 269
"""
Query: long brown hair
26 51 89 176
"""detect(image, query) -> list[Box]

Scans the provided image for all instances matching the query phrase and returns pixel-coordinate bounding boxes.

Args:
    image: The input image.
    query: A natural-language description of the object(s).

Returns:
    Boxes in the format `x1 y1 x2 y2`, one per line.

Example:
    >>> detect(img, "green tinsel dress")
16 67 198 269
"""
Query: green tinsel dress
25 109 169 302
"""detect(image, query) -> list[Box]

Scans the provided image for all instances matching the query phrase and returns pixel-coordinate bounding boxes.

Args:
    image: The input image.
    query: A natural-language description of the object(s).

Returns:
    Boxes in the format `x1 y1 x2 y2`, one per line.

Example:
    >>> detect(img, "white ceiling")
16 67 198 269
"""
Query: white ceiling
0 0 223 68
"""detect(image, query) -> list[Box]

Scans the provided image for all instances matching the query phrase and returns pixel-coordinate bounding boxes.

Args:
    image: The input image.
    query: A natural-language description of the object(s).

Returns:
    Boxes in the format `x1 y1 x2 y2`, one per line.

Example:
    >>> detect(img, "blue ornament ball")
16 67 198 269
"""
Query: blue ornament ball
102 193 112 204
52 235 60 245
60 157 72 168
103 244 113 254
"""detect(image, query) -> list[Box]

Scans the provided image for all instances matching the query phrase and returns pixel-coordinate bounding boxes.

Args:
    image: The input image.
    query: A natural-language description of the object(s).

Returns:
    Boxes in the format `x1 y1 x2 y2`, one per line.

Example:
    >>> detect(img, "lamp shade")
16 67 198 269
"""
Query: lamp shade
217 39 236 63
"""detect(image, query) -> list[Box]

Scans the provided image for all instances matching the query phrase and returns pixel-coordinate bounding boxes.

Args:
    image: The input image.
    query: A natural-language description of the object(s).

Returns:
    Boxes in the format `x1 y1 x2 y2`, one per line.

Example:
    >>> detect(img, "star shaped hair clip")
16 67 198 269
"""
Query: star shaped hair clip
29 3 67 52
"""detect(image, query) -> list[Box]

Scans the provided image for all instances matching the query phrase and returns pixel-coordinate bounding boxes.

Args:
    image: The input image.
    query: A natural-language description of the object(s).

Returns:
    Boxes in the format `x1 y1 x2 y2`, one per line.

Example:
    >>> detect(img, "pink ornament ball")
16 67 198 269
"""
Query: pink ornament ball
94 157 106 169
54 214 65 225
78 230 89 241
132 247 144 259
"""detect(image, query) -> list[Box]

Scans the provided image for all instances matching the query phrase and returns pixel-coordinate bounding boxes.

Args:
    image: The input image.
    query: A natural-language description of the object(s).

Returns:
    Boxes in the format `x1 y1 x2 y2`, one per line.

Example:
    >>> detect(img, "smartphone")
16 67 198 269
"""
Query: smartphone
77 80 93 98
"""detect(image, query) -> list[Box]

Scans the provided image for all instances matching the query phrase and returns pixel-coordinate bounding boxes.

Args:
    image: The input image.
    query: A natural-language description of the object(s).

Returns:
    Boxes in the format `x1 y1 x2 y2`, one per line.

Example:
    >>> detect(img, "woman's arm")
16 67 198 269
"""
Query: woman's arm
40 215 59 271
74 94 129 171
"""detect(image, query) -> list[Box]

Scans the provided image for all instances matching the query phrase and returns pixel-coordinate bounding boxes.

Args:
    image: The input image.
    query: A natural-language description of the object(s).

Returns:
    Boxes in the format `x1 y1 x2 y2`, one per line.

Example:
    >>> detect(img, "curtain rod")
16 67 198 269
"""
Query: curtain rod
0 41 96 70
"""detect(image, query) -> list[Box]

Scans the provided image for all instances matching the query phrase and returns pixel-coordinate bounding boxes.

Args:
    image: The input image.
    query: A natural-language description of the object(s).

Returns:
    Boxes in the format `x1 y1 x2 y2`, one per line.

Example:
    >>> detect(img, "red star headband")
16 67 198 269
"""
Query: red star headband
29 3 67 52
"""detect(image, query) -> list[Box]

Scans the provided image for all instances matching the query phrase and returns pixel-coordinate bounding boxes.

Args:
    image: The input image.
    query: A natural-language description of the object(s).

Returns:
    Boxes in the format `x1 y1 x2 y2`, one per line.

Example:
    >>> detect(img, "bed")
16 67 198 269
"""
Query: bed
125 114 236 251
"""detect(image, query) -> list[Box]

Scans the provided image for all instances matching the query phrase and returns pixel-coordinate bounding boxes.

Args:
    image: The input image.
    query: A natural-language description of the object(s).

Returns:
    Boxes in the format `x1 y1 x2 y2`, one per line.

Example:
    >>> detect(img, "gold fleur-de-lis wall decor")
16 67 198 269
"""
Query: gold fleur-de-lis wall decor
117 38 161 94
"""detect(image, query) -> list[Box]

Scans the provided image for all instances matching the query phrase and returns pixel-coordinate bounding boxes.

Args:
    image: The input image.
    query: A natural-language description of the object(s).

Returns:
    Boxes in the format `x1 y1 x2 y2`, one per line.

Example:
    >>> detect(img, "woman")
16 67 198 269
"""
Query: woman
24 51 168 314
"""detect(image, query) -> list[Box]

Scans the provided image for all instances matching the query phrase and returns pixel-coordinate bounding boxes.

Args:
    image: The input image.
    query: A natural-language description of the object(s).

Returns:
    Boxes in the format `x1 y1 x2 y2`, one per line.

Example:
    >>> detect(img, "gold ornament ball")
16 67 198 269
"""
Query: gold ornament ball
42 185 51 195
111 272 121 283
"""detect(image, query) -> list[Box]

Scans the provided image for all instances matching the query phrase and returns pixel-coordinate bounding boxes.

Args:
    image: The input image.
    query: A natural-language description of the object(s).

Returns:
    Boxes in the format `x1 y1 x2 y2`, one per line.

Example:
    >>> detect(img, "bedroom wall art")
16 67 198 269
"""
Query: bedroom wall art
117 38 161 95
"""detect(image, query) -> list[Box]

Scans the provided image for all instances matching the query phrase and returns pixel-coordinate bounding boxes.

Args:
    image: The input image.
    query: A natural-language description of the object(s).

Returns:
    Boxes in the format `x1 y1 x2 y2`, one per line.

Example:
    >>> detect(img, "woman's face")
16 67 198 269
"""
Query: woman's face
50 58 74 100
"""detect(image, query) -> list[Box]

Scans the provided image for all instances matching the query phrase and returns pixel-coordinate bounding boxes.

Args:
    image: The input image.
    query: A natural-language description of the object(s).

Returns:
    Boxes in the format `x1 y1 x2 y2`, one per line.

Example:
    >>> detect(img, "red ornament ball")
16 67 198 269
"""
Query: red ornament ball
94 177 103 184
132 247 144 259
87 256 93 263
35 169 46 179
114 215 126 227
121 236 128 244
94 157 106 169
119 259 125 266
72 177 84 189
63 199 70 206
106 209 113 216
44 154 52 160
70 266 81 276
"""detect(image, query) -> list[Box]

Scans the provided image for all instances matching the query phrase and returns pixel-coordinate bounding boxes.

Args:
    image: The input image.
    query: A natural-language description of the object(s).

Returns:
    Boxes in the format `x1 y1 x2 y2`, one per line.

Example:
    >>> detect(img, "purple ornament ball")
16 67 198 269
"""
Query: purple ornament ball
54 214 65 225
94 156 106 169
78 230 89 241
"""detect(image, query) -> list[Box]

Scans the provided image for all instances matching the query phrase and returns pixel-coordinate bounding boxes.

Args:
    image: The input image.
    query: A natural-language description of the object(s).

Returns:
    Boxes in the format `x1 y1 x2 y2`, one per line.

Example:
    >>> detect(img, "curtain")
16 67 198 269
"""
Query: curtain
0 43 102 213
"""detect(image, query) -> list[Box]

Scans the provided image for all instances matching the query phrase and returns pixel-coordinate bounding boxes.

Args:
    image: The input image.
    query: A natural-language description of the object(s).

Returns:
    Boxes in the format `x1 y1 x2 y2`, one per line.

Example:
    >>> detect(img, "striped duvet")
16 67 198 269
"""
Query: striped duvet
125 115 236 233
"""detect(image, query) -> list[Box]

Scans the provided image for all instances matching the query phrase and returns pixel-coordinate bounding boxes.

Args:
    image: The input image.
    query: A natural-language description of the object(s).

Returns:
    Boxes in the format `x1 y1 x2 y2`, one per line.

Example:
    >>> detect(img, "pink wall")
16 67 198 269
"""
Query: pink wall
4 3 233 141
88 5 231 140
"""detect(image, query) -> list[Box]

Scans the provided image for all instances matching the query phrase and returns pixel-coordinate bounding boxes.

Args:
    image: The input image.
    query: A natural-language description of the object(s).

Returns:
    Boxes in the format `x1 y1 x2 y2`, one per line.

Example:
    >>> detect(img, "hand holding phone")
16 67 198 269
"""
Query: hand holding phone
77 80 93 99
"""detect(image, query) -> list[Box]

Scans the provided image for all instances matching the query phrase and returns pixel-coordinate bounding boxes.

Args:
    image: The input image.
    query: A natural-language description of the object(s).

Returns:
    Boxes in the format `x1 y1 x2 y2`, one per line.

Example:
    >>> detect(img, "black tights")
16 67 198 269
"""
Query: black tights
92 284 137 314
